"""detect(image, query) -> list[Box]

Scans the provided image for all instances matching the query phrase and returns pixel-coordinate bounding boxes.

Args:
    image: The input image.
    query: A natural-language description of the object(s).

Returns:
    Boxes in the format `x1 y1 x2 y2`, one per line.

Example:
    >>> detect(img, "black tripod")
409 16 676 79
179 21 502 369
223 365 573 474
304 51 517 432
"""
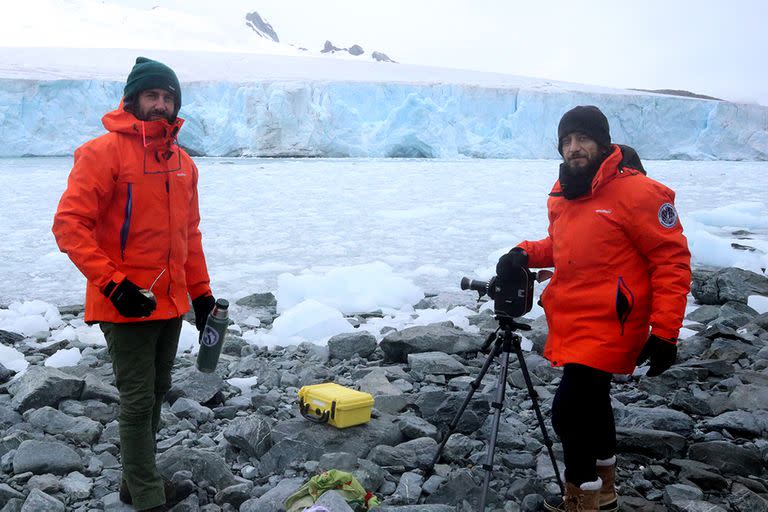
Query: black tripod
429 317 564 510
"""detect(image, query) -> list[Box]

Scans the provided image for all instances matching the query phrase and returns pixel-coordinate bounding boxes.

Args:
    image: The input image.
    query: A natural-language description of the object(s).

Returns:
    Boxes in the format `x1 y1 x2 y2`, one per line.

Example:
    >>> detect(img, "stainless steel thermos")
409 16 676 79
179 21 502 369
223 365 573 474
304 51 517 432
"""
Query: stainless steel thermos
196 298 229 373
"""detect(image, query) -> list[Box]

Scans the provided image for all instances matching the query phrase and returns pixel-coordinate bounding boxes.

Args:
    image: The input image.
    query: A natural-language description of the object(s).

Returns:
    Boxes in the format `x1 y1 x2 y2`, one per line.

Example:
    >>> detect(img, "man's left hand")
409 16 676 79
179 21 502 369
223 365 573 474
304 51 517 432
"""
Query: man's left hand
636 334 677 377
192 294 216 331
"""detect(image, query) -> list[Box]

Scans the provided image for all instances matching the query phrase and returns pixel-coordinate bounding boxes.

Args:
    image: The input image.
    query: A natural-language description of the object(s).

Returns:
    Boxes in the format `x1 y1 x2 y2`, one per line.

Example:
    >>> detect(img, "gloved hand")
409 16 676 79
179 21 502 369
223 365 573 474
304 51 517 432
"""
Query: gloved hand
496 247 529 277
192 294 216 332
103 278 156 318
636 334 677 377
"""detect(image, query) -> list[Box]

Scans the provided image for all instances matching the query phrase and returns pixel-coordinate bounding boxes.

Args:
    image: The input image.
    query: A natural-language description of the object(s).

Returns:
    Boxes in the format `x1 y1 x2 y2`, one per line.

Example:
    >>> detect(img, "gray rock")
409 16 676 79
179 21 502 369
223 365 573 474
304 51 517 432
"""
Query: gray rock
8 366 84 412
317 452 357 472
170 397 214 423
156 446 237 491
414 391 489 435
60 471 92 501
728 482 768 511
670 459 729 492
315 489 355 510
691 267 768 305
328 331 377 360
381 324 484 363
728 384 768 412
23 406 102 444
367 437 437 470
58 399 119 424
235 292 277 324
688 441 764 476
398 416 439 440
359 368 403 397
167 366 224 405
0 406 22 429
13 440 83 475
616 428 687 459
19 488 64 512
0 484 25 507
614 405 694 436
425 468 494 508
407 352 468 376
222 415 273 458
439 433 483 463
388 472 424 505
80 374 119 403
239 477 304 512
259 416 403 475
0 363 14 385
213 481 254 508
686 305 721 324
663 483 704 505
714 301 760 329
677 335 713 360
702 410 764 437
353 458 388 492
668 501 727 512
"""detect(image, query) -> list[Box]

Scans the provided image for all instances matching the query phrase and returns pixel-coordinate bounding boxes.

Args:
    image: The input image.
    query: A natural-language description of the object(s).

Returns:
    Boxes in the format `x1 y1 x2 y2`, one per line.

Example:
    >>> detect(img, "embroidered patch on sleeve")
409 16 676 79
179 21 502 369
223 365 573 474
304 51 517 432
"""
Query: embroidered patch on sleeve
658 203 678 228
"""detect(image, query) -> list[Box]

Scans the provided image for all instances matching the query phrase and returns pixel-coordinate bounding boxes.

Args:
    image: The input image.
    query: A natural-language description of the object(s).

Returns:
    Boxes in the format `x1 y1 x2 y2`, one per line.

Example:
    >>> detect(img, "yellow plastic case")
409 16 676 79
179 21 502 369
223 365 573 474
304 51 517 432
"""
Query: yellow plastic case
298 383 374 428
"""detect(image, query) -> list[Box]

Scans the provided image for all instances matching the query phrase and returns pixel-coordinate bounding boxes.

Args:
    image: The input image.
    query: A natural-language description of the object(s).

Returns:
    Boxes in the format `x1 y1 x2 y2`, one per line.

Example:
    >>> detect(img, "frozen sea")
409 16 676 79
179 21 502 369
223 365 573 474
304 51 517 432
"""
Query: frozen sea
1 157 767 313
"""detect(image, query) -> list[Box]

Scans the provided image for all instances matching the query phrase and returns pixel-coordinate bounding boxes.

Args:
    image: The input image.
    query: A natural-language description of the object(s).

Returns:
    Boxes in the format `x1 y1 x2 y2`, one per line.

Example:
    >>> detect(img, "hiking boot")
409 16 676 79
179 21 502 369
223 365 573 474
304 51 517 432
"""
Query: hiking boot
119 478 194 507
544 478 602 512
596 457 618 512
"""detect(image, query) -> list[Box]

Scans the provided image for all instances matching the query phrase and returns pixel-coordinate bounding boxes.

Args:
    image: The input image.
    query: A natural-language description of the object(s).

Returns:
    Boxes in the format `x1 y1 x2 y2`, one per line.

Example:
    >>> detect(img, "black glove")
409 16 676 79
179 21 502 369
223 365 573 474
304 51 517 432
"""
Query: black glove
496 247 529 277
103 278 156 318
636 334 677 377
192 294 216 332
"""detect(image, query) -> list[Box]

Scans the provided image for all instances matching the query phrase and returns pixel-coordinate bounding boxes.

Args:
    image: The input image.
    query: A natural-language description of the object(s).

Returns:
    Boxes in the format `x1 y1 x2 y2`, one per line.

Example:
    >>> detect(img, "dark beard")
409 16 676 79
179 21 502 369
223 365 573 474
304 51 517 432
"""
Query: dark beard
136 109 172 123
558 156 604 199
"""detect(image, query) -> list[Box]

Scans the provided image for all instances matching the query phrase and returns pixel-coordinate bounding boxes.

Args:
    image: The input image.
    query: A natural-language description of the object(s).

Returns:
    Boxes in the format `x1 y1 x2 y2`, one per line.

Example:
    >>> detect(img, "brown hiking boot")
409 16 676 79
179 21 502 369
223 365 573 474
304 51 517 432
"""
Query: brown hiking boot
596 458 618 511
544 479 601 512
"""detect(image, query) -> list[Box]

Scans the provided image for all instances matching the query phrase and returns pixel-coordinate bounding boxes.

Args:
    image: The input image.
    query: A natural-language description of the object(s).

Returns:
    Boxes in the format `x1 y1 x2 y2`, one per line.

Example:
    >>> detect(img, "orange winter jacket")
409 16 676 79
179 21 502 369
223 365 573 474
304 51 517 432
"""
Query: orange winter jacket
52 106 211 323
518 145 691 374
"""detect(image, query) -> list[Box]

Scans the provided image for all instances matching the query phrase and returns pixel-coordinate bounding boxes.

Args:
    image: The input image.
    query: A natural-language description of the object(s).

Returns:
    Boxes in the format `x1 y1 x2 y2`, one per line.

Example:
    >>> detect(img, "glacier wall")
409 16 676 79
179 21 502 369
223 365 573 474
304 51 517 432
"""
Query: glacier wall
1 79 767 160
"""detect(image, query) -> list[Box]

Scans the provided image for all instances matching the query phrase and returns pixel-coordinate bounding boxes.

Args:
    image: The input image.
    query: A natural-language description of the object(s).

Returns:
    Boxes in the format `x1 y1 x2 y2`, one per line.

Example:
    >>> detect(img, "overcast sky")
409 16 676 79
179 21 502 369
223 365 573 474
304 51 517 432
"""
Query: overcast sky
256 0 767 105
4 0 767 105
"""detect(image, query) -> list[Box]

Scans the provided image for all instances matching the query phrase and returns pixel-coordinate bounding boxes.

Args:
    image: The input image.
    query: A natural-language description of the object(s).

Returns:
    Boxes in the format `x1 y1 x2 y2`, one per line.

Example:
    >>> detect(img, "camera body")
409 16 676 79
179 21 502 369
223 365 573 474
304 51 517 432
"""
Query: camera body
461 264 534 321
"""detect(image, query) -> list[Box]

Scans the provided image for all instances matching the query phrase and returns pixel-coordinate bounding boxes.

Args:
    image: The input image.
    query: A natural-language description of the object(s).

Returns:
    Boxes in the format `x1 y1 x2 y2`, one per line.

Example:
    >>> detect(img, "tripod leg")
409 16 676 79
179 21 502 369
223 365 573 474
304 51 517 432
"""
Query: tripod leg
513 339 565 495
480 332 511 510
430 330 499 469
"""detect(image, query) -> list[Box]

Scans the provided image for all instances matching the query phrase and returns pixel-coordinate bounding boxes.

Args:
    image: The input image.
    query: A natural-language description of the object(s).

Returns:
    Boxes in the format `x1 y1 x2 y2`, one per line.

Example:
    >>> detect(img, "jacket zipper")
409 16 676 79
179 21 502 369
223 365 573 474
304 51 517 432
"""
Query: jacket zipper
119 183 132 261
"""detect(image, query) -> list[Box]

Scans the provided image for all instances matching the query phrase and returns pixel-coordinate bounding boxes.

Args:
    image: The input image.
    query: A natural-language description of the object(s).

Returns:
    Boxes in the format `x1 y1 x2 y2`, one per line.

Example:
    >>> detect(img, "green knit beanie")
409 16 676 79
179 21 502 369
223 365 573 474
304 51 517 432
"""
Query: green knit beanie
123 57 181 111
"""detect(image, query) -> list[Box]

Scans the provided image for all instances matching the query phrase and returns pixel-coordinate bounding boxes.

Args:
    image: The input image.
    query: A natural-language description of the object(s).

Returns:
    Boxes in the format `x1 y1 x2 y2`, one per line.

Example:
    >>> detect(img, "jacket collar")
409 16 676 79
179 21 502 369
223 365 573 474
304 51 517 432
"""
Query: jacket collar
102 102 184 151
550 144 622 198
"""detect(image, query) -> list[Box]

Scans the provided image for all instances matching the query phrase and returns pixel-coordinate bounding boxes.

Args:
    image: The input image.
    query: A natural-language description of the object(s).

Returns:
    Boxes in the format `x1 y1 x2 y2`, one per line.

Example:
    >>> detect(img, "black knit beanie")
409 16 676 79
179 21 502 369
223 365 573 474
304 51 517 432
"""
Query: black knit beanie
123 57 181 112
557 105 611 155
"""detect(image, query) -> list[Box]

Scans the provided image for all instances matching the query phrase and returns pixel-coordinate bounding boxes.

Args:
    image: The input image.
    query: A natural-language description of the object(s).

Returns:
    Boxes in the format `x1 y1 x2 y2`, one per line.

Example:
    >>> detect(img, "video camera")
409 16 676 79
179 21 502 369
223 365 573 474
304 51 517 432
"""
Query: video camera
461 268 534 321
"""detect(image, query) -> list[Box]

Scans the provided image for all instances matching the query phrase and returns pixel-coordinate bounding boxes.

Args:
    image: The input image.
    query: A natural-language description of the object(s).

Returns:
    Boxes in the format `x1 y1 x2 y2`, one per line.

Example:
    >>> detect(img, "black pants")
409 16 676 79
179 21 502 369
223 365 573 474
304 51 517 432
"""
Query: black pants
551 363 616 486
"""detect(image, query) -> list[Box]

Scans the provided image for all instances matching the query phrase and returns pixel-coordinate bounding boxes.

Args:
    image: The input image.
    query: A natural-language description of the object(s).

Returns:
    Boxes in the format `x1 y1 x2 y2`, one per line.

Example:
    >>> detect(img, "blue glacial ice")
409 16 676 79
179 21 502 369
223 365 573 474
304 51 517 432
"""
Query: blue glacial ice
0 78 766 159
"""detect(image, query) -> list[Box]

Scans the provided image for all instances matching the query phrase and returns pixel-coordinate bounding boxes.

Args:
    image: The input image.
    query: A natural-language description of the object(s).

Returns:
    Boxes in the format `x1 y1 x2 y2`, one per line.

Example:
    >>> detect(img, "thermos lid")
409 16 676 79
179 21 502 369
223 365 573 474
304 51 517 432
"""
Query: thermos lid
215 298 229 309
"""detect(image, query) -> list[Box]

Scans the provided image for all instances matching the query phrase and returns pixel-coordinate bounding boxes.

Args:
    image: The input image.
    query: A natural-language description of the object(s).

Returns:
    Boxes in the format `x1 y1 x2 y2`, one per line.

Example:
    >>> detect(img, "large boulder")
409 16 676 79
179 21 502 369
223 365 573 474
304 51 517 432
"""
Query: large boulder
13 440 83 475
156 446 237 491
691 268 768 305
381 324 484 363
8 366 84 412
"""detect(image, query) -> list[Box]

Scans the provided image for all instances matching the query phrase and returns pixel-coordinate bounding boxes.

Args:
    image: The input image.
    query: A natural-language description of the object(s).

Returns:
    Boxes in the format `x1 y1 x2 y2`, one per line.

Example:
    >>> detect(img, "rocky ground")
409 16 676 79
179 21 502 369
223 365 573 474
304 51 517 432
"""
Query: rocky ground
0 267 767 512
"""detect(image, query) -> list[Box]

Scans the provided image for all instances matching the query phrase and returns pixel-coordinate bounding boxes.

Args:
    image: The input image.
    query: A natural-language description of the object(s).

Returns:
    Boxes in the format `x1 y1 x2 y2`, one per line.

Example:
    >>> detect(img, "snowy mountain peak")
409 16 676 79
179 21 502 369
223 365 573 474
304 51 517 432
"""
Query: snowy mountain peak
244 11 279 43
321 40 397 63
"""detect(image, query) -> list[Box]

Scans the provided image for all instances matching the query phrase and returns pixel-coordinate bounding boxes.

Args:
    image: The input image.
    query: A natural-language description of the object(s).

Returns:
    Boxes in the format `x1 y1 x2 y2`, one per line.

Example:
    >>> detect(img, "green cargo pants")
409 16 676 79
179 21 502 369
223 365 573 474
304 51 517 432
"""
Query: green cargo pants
100 318 182 511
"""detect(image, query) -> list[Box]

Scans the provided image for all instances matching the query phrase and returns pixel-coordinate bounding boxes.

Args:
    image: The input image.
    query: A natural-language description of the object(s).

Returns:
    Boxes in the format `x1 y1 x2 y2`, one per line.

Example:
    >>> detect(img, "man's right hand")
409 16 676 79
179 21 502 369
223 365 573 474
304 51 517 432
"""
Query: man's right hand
103 278 157 318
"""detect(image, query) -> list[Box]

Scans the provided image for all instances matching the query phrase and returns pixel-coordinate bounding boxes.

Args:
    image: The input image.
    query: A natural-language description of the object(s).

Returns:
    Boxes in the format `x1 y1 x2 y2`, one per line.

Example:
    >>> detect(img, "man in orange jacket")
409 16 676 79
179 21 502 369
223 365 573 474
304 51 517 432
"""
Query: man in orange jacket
497 106 691 511
52 57 215 512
